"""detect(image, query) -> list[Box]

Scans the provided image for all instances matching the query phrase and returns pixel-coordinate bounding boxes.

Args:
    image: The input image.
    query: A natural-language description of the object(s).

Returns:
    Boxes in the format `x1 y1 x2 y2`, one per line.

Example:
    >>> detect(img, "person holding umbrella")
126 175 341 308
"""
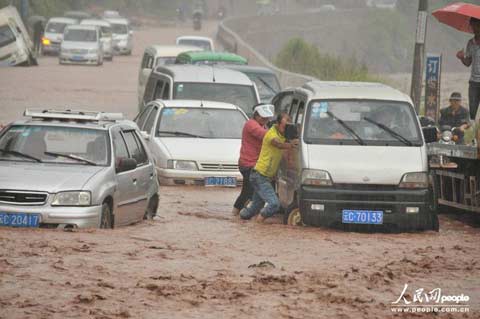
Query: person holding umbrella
457 17 480 122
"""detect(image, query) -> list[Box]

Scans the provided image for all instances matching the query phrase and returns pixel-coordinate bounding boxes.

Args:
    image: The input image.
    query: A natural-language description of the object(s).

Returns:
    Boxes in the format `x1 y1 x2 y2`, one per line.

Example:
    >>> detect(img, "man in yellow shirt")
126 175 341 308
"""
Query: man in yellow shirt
240 113 298 223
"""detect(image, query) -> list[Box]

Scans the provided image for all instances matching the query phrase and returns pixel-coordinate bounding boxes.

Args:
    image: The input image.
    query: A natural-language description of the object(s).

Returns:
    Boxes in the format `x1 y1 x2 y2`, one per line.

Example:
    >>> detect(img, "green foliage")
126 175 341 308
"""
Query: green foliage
275 38 381 82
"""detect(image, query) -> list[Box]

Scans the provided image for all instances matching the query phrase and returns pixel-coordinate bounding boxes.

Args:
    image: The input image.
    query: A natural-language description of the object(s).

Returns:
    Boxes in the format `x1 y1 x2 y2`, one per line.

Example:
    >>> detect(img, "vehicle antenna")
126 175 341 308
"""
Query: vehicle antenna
212 65 216 82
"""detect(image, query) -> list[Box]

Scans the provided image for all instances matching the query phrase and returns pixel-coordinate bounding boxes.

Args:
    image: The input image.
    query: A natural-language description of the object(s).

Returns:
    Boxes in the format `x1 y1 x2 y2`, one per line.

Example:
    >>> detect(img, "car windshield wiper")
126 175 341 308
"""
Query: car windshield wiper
257 76 278 96
157 130 206 138
0 148 42 162
44 151 98 166
326 111 365 145
363 117 413 146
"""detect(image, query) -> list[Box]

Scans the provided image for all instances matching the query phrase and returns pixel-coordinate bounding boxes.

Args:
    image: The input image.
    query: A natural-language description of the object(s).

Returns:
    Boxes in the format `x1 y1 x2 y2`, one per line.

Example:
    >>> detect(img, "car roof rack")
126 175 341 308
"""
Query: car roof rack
24 109 124 122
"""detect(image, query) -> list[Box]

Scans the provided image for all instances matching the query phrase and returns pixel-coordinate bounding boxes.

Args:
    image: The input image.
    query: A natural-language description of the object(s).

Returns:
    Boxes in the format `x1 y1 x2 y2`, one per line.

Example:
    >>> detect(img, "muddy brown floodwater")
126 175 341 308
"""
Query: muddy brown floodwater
0 21 479 319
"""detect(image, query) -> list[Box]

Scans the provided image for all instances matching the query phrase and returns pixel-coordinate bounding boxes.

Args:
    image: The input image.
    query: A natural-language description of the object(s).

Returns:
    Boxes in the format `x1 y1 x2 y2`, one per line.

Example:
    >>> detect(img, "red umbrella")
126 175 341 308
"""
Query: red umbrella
432 2 480 34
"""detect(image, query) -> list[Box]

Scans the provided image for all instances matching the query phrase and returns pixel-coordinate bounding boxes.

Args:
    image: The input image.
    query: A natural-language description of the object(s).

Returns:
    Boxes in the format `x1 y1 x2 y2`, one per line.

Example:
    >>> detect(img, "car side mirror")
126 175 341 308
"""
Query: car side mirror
129 30 133 35
140 131 150 140
116 158 137 173
285 124 298 141
422 126 438 144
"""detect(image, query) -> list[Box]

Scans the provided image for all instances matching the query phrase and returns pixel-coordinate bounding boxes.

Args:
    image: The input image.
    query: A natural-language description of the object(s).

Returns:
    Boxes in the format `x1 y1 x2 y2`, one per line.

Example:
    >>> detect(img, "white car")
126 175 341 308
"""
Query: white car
176 36 214 51
80 19 114 61
106 18 133 55
60 24 103 66
42 17 77 55
135 100 248 186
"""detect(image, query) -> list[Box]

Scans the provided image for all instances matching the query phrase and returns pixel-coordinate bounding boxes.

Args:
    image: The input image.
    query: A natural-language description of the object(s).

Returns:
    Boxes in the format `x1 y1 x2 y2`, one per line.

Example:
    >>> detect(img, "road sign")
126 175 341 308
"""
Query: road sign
424 54 442 121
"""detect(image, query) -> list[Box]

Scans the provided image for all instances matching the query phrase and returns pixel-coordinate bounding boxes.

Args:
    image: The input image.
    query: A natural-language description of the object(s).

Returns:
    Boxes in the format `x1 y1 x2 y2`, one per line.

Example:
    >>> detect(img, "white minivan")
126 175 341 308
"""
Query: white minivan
106 18 133 55
274 81 439 232
138 45 201 105
42 17 77 55
80 19 114 61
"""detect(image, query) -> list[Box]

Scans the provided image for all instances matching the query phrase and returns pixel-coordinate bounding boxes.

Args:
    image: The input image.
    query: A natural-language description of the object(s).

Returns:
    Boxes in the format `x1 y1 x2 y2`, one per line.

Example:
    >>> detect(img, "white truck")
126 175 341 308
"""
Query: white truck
0 5 37 66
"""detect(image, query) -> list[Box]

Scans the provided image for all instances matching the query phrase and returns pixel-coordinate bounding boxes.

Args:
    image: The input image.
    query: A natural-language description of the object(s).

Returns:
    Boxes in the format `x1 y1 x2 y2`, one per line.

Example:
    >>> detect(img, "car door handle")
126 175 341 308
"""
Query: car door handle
150 173 154 179
132 179 137 185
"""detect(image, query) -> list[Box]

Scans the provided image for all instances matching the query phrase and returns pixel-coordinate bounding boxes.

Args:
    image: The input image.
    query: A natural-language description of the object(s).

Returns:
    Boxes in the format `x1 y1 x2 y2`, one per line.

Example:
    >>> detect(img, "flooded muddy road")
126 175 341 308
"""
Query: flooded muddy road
0 21 479 319
0 186 479 319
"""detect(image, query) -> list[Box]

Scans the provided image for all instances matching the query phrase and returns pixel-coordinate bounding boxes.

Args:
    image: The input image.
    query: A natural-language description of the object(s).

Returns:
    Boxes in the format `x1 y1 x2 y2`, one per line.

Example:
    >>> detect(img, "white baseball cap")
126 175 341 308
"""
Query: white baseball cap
254 104 274 118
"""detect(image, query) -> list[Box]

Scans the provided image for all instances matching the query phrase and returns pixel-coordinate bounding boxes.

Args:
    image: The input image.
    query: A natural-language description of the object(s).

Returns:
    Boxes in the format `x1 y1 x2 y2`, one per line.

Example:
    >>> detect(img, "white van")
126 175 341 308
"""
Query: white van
274 81 439 232
105 18 133 55
80 19 114 61
0 6 37 66
176 36 214 51
140 65 260 116
138 45 201 105
42 17 77 55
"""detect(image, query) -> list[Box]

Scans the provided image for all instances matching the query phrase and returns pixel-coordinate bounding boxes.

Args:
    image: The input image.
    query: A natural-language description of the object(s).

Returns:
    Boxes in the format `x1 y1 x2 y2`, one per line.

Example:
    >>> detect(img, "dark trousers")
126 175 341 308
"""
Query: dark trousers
233 166 253 210
469 81 480 120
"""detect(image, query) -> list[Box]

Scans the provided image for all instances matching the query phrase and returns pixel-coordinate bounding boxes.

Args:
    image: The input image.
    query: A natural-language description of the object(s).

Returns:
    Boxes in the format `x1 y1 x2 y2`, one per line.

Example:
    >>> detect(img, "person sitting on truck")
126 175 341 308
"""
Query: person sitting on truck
457 17 480 122
239 112 298 223
439 92 470 144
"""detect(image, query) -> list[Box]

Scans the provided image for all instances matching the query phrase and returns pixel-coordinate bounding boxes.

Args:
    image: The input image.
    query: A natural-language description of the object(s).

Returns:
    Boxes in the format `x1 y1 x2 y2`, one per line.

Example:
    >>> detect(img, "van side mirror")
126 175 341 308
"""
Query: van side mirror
285 124 298 140
422 126 438 144
140 131 150 140
116 158 137 173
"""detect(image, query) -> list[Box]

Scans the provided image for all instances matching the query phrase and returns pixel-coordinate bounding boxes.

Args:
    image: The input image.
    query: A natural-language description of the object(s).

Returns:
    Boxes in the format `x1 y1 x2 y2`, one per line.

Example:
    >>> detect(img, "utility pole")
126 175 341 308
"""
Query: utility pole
410 0 428 114
19 0 29 21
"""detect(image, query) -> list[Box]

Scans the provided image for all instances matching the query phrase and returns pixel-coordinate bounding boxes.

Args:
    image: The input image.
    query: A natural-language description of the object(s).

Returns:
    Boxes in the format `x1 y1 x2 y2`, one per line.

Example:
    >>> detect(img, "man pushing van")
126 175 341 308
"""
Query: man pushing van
240 113 298 223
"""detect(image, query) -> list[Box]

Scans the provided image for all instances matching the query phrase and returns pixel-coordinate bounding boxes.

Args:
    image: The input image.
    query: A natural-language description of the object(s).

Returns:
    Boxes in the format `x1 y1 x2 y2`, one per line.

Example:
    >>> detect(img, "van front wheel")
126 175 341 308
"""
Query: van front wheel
283 206 303 226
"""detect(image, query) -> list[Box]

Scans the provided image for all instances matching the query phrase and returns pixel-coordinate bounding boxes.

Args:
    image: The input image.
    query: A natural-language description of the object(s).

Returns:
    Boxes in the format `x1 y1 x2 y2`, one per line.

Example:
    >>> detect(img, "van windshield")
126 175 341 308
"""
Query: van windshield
178 39 211 51
173 83 257 116
0 24 16 48
246 73 280 102
304 100 422 146
111 23 128 34
156 108 246 139
64 29 97 42
156 56 176 66
46 22 69 34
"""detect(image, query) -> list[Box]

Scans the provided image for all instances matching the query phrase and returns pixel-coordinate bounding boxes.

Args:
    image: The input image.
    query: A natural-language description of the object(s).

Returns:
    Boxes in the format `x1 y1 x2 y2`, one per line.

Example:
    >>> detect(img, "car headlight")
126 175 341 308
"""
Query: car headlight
52 191 91 206
167 160 198 171
42 37 51 45
301 169 333 186
61 48 69 54
399 172 428 189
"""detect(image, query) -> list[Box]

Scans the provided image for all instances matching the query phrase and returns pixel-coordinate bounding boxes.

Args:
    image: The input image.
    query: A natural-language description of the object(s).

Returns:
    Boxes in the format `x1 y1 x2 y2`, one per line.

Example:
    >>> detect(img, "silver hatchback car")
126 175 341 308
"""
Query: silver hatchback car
0 109 159 229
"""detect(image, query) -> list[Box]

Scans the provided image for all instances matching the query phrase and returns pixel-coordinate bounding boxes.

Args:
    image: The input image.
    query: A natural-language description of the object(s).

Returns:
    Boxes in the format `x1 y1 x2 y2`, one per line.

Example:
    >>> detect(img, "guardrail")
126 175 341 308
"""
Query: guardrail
216 16 316 88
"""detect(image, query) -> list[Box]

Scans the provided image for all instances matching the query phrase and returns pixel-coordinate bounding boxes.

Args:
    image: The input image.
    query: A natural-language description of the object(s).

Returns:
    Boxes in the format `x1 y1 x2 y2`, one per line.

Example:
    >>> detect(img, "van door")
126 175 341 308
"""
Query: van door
142 74 158 109
138 52 154 104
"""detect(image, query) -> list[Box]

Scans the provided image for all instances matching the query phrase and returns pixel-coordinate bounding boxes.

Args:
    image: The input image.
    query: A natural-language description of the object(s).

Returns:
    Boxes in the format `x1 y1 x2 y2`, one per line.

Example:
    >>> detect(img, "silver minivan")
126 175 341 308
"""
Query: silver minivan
274 81 438 232
0 109 159 229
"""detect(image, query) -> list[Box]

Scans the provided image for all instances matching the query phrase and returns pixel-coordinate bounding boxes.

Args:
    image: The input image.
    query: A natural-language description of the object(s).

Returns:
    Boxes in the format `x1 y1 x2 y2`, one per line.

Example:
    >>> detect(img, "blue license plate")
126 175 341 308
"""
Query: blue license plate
0 213 40 228
342 210 383 225
72 55 85 61
205 177 237 187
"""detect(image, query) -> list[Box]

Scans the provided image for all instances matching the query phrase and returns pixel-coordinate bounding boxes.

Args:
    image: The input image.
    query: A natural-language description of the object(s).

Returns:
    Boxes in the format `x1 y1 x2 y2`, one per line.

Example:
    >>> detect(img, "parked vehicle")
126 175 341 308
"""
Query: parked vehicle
135 100 247 186
102 10 121 19
59 24 104 65
41 17 77 55
175 51 247 65
0 5 37 66
80 19 114 61
0 109 159 229
105 18 133 55
64 11 91 21
138 45 201 106
140 65 260 117
176 36 214 51
224 65 281 103
274 81 438 232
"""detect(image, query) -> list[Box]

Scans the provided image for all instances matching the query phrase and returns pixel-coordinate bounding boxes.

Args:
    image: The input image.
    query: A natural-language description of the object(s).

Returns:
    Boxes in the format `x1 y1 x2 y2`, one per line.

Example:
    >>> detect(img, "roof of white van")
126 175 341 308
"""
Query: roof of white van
302 81 412 103
154 65 253 86
65 24 98 31
80 19 111 27
48 17 77 24
155 99 240 110
176 36 213 43
145 45 201 57
105 18 129 24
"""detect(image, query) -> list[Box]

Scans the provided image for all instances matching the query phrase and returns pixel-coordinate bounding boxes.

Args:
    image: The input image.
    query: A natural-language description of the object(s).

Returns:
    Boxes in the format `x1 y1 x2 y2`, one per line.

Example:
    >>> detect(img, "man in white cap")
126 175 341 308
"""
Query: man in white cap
232 104 274 215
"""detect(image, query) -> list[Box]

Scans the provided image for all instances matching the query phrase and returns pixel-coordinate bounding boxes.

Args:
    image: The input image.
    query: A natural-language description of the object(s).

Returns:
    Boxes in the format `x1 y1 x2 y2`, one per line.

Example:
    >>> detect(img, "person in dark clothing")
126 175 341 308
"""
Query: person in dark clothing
232 104 273 215
438 92 470 144
32 20 44 55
